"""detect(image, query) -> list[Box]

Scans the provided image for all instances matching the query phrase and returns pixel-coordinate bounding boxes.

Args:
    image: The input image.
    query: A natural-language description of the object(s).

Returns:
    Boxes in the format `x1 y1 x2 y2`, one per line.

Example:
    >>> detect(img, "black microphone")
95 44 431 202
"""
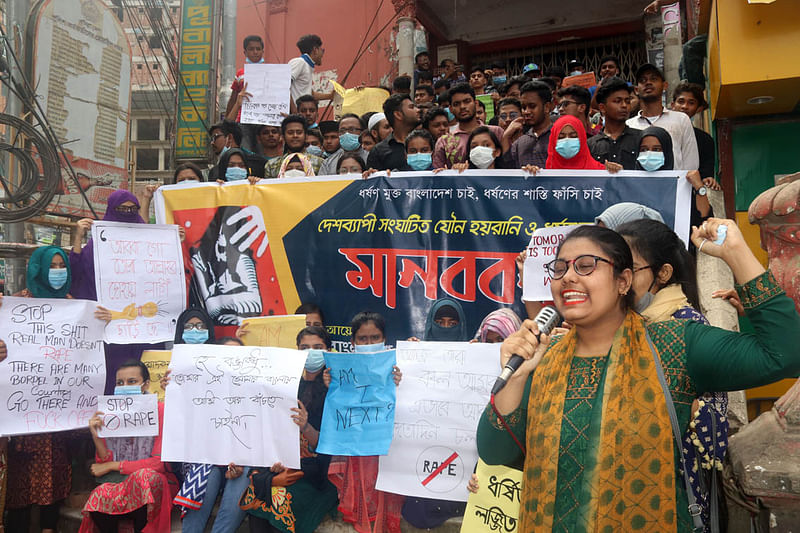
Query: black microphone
491 305 562 395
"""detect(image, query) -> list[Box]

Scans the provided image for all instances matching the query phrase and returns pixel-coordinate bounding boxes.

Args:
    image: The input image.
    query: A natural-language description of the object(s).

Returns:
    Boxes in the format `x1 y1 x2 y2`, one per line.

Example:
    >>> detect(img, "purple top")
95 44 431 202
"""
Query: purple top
69 190 144 301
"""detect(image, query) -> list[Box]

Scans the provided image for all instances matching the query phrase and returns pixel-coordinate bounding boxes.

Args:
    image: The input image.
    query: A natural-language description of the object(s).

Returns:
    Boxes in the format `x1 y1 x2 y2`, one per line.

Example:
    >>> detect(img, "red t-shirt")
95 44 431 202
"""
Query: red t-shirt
230 67 245 121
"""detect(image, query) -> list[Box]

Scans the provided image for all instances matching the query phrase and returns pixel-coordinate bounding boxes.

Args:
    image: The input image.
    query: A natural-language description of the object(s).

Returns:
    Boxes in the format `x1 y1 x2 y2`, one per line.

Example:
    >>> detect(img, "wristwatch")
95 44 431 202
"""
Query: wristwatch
696 186 708 196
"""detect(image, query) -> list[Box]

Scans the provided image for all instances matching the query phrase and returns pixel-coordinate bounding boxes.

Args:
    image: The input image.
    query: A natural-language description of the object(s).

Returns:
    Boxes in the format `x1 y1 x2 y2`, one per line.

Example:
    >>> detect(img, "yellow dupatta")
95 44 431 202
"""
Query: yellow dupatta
640 284 690 323
521 310 677 531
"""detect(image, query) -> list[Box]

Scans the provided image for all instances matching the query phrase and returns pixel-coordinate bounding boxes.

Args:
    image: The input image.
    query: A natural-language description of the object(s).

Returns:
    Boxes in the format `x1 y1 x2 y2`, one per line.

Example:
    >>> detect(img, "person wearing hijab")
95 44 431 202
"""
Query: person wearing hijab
278 152 316 178
174 308 216 345
403 297 470 529
474 308 523 343
422 297 469 342
215 148 255 182
545 115 606 170
70 189 165 394
635 126 713 233
6 247 76 532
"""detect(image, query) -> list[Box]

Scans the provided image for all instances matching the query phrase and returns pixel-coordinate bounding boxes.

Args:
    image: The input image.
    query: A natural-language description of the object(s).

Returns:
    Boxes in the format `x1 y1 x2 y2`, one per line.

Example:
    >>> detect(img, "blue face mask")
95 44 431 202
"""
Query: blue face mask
492 75 507 86
637 150 665 171
220 145 230 156
306 145 323 157
182 329 209 344
304 349 326 372
245 58 265 64
48 268 68 290
407 152 432 171
354 342 385 353
339 132 361 152
114 385 143 395
555 137 581 159
225 166 248 181
570 70 583 77
309 122 319 130
445 108 455 121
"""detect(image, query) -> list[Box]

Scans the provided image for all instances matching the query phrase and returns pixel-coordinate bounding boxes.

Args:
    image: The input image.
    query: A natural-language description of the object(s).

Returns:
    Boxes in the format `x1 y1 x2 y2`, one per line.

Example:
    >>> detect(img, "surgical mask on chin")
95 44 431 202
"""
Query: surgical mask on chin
284 169 307 178
445 108 455 122
339 132 361 152
634 291 655 314
245 58 265 64
304 349 326 372
114 385 143 395
570 70 583 77
469 145 495 169
637 151 665 172
220 145 231 156
305 145 323 157
182 329 209 344
407 152 432 171
354 342 385 353
225 166 248 181
48 268 68 290
555 137 580 159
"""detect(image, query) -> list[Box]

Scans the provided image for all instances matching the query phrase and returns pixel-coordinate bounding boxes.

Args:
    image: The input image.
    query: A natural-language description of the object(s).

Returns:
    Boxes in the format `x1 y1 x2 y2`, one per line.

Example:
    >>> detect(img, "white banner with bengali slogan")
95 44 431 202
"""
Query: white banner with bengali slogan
376 341 498 501
161 343 307 468
0 297 105 435
92 221 186 344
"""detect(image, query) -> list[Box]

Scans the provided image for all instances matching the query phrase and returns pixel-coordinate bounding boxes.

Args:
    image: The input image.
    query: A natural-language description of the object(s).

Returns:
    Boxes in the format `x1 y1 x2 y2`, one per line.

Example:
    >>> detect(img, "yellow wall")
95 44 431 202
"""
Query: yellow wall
709 0 800 118
735 211 768 268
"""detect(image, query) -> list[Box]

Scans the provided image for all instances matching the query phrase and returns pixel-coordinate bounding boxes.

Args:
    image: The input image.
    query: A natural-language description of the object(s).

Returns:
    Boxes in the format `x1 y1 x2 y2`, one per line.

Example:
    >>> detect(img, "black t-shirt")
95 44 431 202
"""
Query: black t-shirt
367 135 411 171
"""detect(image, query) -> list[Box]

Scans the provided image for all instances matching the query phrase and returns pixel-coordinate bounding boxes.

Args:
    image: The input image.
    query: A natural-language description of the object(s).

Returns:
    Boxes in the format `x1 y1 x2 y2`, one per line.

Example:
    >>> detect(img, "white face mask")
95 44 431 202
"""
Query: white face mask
284 169 306 178
469 145 495 169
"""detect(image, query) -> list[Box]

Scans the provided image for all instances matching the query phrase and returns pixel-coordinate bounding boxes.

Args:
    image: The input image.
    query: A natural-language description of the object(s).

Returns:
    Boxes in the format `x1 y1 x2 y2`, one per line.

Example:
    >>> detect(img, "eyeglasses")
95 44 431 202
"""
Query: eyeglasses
115 205 139 213
339 126 363 134
498 112 520 121
184 323 207 331
557 100 578 109
633 265 653 273
544 255 614 280
210 133 225 143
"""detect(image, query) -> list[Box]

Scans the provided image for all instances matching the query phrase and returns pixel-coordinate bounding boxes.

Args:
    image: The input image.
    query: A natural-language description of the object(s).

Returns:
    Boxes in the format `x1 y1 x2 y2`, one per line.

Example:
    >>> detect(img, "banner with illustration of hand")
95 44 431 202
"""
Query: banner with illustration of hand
155 170 691 346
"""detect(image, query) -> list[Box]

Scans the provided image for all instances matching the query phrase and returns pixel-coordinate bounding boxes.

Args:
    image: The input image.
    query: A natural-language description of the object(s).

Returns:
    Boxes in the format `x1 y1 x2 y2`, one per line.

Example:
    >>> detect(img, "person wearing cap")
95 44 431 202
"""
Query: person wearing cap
594 202 664 230
671 82 716 182
567 59 585 77
522 63 541 79
318 120 340 158
368 112 393 143
264 114 324 178
626 63 699 171
318 114 367 176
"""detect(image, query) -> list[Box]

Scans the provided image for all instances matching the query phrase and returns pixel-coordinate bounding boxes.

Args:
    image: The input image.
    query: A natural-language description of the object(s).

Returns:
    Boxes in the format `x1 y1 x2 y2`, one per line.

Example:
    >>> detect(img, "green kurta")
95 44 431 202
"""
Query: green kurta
477 271 800 531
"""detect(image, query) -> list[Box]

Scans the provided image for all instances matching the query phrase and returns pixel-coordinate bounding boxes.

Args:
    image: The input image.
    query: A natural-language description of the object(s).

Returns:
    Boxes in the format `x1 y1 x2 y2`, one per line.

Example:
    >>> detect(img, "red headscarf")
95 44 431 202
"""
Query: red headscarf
545 115 604 170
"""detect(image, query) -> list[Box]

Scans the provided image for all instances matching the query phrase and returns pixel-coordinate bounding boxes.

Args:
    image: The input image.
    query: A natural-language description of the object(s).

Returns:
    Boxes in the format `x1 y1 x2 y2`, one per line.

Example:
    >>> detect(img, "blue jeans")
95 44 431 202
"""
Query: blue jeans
181 465 251 533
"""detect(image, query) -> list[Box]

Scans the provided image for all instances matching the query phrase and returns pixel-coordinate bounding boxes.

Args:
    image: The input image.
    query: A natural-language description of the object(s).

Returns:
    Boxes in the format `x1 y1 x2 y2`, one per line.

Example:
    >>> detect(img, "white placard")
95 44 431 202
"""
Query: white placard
161 344 307 468
92 221 186 344
96 394 159 438
0 297 105 435
376 341 499 501
522 226 577 302
241 63 291 126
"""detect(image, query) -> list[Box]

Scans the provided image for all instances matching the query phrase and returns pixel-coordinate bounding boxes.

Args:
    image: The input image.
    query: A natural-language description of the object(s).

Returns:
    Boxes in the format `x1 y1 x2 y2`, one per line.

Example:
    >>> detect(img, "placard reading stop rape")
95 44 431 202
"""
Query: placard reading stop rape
0 297 105 436
96 394 159 438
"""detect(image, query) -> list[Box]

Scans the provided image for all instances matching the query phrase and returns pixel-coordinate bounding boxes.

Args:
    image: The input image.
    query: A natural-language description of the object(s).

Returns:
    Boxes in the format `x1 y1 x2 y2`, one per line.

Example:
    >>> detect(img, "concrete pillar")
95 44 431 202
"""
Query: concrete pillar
660 2 683 93
217 0 237 120
397 16 415 77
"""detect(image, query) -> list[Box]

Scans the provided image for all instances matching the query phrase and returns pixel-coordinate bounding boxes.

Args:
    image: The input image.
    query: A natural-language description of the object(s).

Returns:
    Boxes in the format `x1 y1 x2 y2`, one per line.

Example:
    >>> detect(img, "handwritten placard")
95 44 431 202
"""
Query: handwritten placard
0 297 105 435
561 72 597 89
376 341 497 501
92 221 186 344
241 63 291 126
239 314 306 348
141 350 171 401
461 459 522 533
96 394 159 438
317 350 397 456
522 226 577 302
161 343 306 468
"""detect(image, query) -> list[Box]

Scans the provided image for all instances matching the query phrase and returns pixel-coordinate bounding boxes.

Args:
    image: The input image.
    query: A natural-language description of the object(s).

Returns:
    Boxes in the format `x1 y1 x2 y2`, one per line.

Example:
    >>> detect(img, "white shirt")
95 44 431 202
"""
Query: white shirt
627 109 699 171
288 56 314 105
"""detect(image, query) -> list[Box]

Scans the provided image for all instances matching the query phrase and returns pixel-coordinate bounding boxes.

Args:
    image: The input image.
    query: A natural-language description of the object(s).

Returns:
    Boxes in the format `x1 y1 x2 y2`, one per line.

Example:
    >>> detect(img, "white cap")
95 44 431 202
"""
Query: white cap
368 113 386 131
